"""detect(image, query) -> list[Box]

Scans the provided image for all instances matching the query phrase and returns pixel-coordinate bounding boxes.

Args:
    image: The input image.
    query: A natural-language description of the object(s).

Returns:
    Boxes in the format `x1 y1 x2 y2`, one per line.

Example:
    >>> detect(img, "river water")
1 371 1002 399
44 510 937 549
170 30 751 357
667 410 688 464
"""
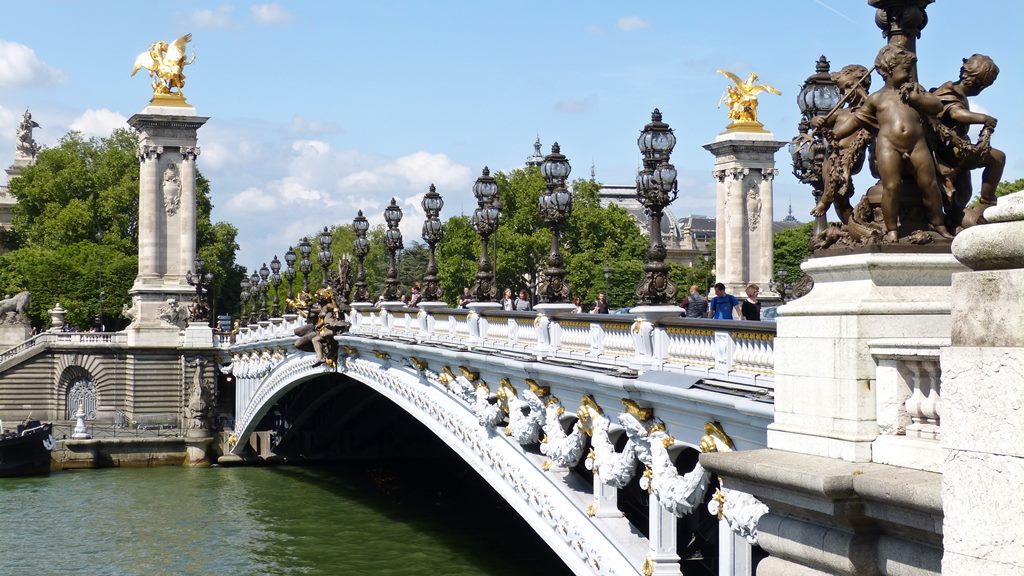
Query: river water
0 462 573 575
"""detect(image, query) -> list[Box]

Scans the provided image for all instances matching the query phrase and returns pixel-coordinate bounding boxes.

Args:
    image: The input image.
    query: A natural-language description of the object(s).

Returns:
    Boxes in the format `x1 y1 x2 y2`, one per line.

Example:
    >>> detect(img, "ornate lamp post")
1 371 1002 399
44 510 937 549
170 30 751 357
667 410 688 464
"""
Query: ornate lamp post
537 143 572 304
298 237 313 293
186 256 214 324
790 56 840 234
382 199 404 301
772 268 789 303
469 167 499 303
421 184 444 302
603 265 612 294
248 270 260 324
317 226 333 288
635 108 680 306
283 248 297 313
239 275 251 321
352 211 370 302
258 262 270 321
269 255 282 317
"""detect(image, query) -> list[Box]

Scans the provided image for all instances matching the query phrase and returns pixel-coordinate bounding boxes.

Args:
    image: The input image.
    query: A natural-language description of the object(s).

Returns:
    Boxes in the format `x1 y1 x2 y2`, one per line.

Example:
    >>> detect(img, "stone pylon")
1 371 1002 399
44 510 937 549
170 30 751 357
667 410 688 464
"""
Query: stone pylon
703 132 784 298
125 102 208 346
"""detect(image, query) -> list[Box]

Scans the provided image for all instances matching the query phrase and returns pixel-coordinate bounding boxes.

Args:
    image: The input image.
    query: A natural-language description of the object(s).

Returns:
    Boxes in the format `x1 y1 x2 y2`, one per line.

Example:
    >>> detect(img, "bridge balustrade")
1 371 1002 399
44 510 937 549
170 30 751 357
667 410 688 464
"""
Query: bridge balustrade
0 331 128 367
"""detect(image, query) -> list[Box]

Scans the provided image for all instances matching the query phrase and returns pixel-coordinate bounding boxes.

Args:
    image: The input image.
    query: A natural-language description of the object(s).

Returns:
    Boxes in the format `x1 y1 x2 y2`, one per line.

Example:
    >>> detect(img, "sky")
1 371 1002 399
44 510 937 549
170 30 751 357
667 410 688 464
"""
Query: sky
1 1 1021 270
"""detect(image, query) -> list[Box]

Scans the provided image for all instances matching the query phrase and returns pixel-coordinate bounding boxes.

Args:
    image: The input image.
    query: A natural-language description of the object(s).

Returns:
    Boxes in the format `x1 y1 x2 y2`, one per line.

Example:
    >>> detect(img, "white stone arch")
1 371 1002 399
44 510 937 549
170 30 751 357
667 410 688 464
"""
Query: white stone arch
58 365 97 420
233 351 641 576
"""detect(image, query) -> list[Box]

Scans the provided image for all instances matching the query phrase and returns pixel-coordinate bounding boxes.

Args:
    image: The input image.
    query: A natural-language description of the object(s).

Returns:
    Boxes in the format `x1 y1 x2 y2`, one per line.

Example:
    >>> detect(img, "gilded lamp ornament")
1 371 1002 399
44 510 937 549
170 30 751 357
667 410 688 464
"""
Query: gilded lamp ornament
131 33 196 106
717 70 781 133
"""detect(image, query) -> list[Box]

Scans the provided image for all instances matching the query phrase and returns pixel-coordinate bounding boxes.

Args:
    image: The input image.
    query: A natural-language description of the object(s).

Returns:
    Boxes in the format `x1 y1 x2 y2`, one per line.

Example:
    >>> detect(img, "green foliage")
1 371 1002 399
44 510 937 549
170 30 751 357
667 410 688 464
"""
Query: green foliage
773 222 813 280
433 168 647 308
0 128 240 328
436 216 478 306
996 178 1024 198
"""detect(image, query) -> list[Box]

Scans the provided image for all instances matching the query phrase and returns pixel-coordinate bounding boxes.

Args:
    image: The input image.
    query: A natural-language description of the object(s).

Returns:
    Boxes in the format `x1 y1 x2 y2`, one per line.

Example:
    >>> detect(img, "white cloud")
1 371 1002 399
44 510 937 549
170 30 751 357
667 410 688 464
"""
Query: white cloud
191 5 233 28
69 108 128 138
251 3 294 24
616 16 650 32
0 41 63 87
585 24 604 36
228 186 279 212
287 115 342 136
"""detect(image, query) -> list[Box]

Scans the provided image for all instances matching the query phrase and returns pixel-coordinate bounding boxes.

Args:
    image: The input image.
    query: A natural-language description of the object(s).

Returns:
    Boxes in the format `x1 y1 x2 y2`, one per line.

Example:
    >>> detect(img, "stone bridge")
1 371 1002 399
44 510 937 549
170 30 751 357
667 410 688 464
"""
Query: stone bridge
225 304 776 576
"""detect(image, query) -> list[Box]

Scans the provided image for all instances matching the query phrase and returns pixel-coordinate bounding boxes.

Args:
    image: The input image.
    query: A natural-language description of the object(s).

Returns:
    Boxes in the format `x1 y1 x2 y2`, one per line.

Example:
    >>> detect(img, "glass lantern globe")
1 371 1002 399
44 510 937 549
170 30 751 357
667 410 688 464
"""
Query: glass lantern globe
473 167 498 206
637 108 677 163
384 198 402 227
353 211 369 235
797 56 840 118
541 143 571 188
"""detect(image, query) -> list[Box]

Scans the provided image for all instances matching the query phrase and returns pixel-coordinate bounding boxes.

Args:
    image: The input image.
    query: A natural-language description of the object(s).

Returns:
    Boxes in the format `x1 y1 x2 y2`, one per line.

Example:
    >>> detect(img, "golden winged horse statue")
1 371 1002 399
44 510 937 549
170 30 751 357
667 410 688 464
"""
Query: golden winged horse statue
131 33 196 101
716 69 781 132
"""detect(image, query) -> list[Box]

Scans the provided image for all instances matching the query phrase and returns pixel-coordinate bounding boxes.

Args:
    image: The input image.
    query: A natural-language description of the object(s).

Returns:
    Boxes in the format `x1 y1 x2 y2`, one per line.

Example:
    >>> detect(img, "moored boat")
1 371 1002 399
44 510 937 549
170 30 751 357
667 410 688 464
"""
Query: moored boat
0 420 55 477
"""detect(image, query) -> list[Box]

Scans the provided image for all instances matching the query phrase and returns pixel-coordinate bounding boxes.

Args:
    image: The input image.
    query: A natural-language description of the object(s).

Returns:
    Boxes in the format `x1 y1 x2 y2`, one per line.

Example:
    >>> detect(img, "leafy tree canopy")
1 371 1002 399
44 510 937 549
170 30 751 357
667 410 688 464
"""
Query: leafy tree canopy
0 128 241 329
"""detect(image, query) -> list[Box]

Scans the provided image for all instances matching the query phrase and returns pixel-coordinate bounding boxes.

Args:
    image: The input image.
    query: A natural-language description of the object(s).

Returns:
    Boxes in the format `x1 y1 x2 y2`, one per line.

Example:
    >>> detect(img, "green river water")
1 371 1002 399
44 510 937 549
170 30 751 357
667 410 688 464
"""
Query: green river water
0 463 574 575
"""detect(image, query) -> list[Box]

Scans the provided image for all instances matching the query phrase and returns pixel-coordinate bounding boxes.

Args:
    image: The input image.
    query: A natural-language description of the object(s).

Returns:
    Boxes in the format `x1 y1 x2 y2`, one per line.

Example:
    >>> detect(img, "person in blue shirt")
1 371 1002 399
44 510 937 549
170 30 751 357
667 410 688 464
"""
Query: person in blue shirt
708 282 741 320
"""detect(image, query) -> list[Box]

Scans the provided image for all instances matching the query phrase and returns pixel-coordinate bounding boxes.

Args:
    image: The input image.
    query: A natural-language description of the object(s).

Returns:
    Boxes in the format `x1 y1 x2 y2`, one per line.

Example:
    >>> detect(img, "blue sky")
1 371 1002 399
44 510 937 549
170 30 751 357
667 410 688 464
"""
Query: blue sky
1 1 1021 268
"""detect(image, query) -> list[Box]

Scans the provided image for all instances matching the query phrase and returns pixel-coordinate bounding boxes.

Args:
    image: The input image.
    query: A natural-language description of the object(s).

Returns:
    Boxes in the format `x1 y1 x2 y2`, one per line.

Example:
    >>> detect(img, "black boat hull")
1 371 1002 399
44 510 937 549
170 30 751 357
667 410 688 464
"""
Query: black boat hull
0 422 53 477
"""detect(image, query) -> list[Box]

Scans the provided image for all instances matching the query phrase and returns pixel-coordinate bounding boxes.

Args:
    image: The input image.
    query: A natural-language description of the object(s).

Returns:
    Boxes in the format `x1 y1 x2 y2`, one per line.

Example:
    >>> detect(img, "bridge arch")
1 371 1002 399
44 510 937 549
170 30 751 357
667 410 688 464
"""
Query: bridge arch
231 348 642 576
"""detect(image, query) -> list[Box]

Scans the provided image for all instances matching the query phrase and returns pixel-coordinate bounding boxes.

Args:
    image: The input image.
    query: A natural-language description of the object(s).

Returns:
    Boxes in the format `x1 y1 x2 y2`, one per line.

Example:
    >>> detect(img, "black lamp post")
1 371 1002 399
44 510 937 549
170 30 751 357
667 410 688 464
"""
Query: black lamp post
258 262 270 321
635 108 679 306
239 276 251 322
248 270 260 324
269 255 282 317
317 227 333 288
186 256 214 324
772 268 789 303
382 199 404 301
470 167 499 303
352 211 370 302
421 184 444 302
537 143 572 304
603 265 611 294
790 56 840 234
298 237 313 293
283 248 296 313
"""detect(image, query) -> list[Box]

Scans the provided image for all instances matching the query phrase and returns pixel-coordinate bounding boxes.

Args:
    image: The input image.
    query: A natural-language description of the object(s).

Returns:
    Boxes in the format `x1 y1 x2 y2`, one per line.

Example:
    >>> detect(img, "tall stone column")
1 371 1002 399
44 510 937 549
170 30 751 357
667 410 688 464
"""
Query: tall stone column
704 132 785 298
126 105 208 347
179 147 199 283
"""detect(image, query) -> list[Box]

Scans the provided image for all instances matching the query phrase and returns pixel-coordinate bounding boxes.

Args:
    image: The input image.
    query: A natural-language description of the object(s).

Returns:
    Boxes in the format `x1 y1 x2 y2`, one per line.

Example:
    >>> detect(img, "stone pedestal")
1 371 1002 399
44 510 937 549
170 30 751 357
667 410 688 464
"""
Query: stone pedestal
125 104 208 348
183 435 214 467
0 322 31 351
703 132 785 298
533 303 574 351
630 305 683 368
466 302 501 343
940 193 1024 574
47 303 67 332
768 252 965 462
417 301 446 338
182 322 214 348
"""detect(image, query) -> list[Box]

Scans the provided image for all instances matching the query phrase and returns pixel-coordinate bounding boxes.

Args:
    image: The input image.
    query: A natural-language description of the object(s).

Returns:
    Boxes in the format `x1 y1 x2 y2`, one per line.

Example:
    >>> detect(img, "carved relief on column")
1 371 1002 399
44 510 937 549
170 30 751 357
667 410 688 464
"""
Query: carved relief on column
712 169 727 183
162 164 181 216
746 177 762 233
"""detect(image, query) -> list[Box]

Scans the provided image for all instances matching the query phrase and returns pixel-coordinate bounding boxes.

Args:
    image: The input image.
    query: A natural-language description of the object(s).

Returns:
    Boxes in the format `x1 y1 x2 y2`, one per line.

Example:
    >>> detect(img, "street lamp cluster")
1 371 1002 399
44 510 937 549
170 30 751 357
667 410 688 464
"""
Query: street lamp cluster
470 168 499 303
186 256 214 323
237 108 691 322
790 56 840 234
635 109 680 306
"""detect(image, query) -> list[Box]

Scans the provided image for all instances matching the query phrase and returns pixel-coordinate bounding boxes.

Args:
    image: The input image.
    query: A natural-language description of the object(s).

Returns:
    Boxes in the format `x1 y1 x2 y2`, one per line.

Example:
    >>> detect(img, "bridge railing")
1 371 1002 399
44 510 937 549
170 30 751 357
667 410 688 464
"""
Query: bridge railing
0 331 129 366
228 304 776 385
341 305 775 385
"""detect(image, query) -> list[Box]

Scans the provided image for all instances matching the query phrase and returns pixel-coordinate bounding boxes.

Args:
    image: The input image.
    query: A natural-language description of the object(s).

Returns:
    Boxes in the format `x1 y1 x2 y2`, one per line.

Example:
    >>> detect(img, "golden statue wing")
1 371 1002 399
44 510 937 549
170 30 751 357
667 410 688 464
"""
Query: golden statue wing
716 69 744 87
130 51 154 76
165 33 193 63
753 83 782 96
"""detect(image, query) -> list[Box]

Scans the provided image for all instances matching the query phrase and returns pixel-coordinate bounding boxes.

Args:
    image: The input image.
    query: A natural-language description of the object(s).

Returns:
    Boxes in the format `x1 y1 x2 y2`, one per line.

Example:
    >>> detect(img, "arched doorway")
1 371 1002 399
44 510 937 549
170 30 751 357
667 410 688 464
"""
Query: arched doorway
64 372 97 420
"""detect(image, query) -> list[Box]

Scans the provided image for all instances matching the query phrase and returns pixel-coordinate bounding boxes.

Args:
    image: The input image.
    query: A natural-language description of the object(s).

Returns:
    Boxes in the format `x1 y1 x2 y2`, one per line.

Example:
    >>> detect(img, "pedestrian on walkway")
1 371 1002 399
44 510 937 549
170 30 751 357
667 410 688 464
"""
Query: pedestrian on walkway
741 284 762 321
708 283 741 320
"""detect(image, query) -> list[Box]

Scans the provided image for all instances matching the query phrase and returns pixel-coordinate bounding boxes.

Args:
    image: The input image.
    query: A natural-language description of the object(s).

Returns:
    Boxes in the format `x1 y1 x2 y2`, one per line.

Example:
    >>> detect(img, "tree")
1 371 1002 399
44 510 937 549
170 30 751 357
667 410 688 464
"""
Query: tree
773 222 814 282
996 178 1024 199
436 167 648 309
0 129 241 328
